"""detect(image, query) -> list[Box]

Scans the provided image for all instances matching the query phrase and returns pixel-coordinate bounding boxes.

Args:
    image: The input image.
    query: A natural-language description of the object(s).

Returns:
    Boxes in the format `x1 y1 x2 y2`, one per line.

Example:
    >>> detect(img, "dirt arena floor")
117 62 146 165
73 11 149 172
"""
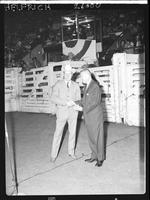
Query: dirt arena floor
5 112 145 195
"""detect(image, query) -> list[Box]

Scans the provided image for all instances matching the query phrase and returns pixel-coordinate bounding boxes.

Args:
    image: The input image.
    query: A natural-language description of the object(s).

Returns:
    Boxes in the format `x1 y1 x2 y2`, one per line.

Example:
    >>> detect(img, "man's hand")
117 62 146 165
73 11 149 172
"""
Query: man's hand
73 104 83 111
66 100 76 107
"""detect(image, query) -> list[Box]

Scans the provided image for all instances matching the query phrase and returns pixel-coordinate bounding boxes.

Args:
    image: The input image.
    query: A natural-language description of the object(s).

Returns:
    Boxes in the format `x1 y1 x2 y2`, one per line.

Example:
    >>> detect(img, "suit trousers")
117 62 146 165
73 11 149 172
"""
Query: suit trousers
51 110 78 159
84 110 104 161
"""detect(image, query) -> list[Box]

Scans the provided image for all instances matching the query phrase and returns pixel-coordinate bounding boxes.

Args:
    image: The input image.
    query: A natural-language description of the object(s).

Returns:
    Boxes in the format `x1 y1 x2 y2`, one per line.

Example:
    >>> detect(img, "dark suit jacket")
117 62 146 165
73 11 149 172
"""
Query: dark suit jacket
82 79 103 116
82 79 104 161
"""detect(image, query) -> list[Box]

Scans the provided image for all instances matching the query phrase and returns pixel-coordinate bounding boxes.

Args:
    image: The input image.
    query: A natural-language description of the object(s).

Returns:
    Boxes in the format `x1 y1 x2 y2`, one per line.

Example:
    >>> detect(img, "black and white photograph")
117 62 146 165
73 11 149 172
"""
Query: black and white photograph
2 3 148 198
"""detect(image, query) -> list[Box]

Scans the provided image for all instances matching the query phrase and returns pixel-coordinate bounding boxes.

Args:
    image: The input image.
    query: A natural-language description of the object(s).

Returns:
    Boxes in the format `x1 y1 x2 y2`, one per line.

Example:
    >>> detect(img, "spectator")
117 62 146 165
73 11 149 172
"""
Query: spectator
19 60 30 73
11 59 17 68
31 57 42 68
124 40 134 54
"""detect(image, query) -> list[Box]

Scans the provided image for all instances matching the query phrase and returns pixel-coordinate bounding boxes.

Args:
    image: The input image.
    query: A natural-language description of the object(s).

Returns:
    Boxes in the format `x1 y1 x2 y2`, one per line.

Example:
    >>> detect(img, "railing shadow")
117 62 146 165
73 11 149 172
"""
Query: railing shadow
5 112 18 194
139 53 146 193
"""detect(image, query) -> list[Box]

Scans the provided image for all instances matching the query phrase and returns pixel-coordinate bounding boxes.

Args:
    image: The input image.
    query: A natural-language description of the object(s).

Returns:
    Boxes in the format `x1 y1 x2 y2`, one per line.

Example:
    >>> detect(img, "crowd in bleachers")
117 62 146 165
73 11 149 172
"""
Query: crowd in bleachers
5 12 61 69
102 10 144 54
5 9 145 69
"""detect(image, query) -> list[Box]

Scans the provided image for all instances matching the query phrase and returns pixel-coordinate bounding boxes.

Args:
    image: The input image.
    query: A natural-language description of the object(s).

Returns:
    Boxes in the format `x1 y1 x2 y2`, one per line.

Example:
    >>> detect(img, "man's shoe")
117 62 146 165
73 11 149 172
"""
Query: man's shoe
95 160 103 167
85 158 96 163
69 154 77 159
50 157 56 162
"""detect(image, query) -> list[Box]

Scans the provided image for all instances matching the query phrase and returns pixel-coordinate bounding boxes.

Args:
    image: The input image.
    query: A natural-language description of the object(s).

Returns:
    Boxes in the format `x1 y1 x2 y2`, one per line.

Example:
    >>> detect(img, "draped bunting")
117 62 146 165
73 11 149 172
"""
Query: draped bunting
64 40 78 48
72 40 92 60
63 39 95 61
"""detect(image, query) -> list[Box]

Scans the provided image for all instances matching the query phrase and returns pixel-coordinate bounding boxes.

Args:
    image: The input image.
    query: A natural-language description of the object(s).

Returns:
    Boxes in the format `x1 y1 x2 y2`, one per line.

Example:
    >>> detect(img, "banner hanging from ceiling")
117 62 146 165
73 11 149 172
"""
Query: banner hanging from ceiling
62 39 97 62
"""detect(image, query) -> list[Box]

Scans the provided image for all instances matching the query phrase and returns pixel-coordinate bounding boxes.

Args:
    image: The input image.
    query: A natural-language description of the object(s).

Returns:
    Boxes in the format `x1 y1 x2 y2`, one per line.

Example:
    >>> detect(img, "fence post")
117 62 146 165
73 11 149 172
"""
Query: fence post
112 53 127 123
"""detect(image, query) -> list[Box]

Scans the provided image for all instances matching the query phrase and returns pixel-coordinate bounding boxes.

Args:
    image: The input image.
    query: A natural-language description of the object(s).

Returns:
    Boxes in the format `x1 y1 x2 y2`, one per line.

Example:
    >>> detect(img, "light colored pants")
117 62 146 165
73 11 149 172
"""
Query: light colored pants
51 113 78 159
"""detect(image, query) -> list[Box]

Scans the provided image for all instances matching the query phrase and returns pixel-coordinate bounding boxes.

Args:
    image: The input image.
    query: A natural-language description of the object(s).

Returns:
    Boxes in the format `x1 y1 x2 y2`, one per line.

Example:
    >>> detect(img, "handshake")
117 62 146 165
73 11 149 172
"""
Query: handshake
66 100 83 111
66 100 76 107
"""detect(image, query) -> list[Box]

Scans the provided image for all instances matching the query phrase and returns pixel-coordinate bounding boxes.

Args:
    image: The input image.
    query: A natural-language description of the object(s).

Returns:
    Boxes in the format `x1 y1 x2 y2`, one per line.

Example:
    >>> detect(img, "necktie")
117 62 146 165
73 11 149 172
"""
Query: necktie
84 84 87 91
67 82 69 88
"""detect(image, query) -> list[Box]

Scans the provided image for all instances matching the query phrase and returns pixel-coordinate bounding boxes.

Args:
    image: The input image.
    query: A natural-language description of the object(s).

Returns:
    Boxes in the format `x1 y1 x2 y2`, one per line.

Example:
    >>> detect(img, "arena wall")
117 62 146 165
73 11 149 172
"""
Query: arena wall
5 53 145 126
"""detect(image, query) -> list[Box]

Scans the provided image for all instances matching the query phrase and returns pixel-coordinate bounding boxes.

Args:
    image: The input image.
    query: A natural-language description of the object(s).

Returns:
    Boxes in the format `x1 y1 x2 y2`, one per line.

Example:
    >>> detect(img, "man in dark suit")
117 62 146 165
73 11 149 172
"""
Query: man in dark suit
80 68 105 167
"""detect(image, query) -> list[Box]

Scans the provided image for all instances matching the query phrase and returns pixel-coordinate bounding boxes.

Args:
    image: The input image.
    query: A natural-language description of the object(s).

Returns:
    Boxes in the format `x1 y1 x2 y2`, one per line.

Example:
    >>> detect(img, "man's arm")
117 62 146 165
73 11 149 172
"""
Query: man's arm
74 84 82 105
85 85 102 113
73 84 83 111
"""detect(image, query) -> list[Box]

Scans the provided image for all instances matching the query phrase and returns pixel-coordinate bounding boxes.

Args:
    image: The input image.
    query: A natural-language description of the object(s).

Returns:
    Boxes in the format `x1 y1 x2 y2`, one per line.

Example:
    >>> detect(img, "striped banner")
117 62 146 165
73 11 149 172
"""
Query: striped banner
62 39 97 62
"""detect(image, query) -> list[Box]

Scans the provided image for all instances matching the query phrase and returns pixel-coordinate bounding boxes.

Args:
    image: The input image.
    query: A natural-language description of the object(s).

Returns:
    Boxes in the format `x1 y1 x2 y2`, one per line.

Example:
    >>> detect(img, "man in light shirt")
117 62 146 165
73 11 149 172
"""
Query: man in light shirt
50 63 81 162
